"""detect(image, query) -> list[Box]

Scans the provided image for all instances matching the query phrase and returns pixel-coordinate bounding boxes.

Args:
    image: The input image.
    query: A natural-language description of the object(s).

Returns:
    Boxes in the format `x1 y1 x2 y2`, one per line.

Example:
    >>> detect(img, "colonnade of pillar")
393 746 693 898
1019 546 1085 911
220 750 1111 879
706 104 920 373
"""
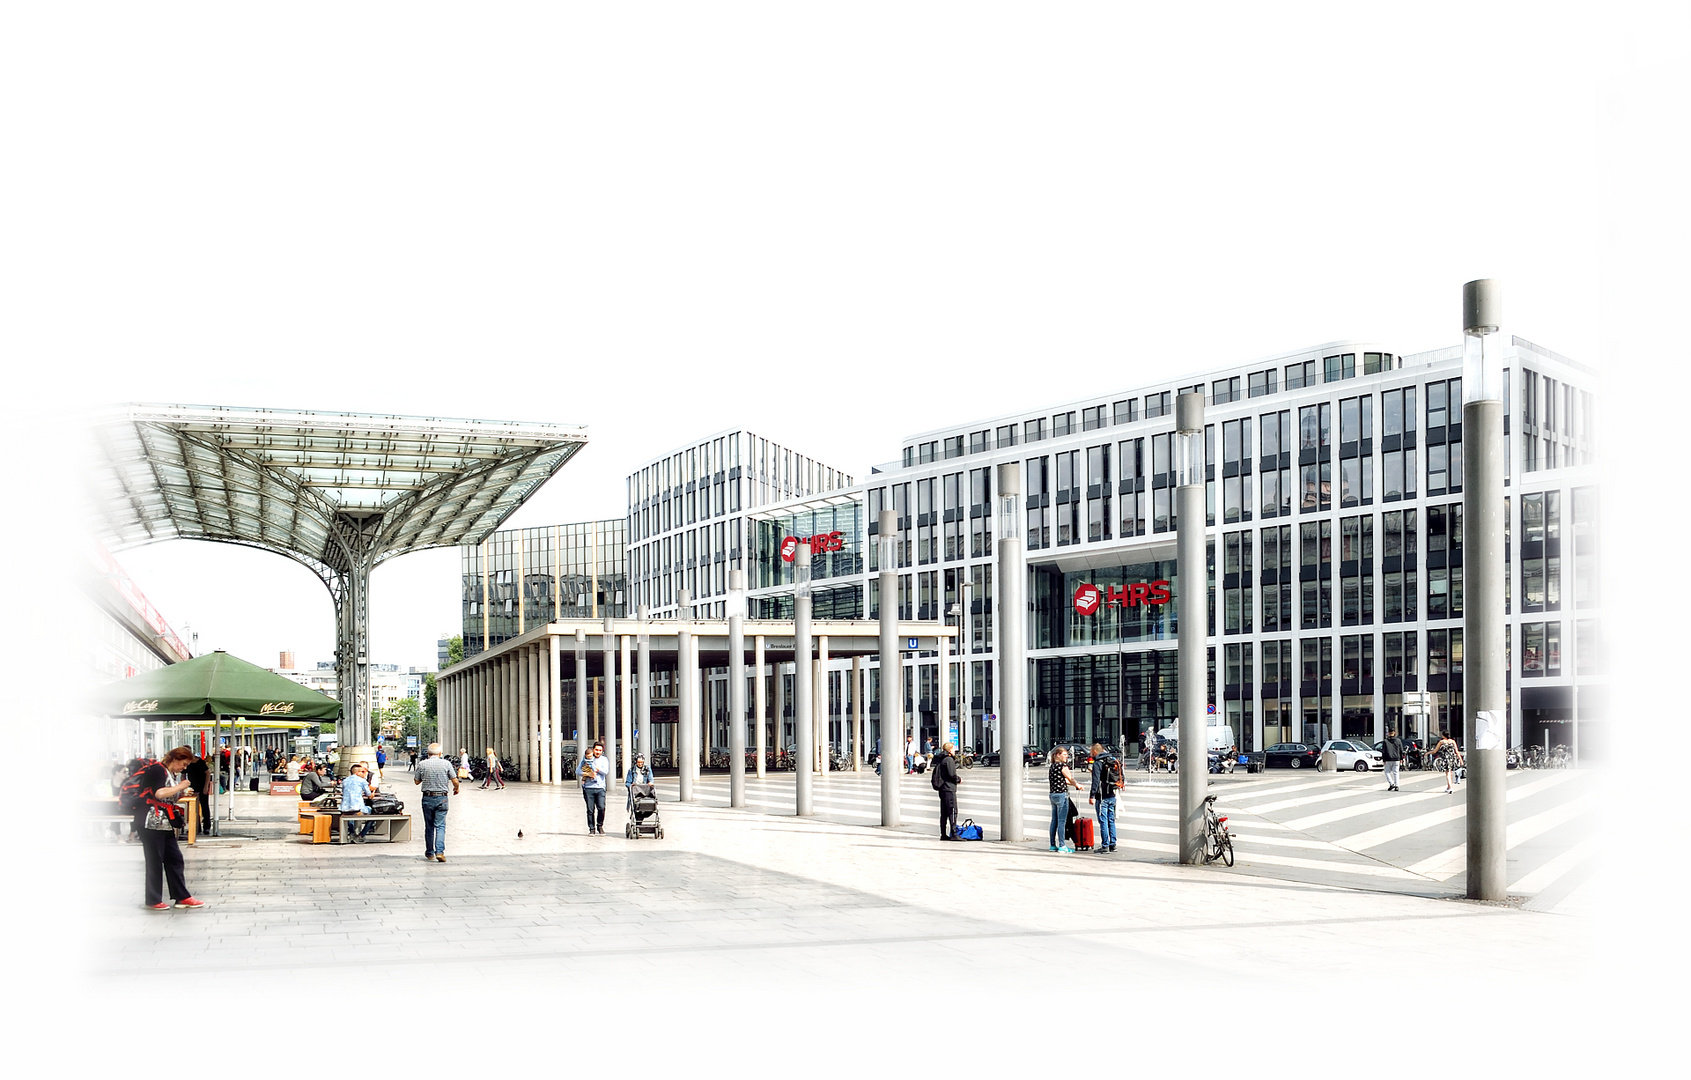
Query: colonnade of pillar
436 633 890 794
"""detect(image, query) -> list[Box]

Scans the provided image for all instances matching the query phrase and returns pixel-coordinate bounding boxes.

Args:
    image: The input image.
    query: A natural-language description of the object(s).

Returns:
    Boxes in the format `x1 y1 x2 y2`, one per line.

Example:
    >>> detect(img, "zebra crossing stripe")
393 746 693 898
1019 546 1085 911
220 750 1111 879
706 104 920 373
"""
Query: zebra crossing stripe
1510 835 1599 896
1402 794 1595 878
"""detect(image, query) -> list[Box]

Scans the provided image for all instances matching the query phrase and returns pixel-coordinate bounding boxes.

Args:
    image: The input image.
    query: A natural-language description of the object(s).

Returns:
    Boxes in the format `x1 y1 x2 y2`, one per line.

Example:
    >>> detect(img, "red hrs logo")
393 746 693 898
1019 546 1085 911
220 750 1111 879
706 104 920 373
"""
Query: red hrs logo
1072 580 1172 614
780 532 844 562
1073 583 1102 615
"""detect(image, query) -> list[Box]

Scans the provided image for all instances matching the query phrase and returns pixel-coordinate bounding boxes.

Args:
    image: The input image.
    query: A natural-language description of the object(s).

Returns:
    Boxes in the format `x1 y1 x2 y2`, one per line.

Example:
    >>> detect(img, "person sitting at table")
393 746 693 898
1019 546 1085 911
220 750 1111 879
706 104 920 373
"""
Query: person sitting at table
298 759 332 803
285 756 301 781
339 763 377 843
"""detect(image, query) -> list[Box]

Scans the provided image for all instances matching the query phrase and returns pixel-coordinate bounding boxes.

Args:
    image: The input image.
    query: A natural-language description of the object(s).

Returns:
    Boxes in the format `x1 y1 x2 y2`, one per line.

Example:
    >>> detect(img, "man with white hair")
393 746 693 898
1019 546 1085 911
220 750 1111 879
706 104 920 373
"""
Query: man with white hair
413 742 461 862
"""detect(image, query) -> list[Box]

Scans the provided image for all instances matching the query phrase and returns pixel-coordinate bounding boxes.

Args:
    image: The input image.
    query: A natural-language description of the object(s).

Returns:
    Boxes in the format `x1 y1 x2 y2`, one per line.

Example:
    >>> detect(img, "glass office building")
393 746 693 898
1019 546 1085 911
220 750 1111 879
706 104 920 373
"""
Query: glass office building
462 520 628 658
739 335 1601 757
459 335 1601 758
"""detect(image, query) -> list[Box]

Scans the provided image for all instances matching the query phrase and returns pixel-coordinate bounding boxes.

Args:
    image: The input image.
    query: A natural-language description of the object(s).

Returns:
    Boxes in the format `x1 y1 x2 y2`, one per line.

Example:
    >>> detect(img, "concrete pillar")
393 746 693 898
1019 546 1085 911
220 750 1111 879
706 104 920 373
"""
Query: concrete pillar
938 626 950 749
620 634 633 781
637 606 652 764
773 657 785 767
852 655 863 770
549 635 563 784
754 636 767 778
878 509 901 828
729 569 747 808
574 630 588 772
1176 390 1207 865
677 590 694 802
602 618 618 786
817 634 830 774
529 646 542 782
795 547 813 815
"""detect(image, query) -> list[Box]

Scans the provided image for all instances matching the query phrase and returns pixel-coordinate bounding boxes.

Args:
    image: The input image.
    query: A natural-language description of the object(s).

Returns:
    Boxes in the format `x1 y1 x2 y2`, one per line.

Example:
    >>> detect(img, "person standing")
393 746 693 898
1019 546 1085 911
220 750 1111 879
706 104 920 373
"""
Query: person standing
481 747 505 790
1088 741 1122 854
339 763 377 842
1047 746 1083 853
933 743 961 840
1430 730 1464 794
184 753 211 833
138 747 205 910
1381 726 1405 791
412 742 460 862
905 735 916 774
458 748 472 780
375 745 387 778
580 741 611 835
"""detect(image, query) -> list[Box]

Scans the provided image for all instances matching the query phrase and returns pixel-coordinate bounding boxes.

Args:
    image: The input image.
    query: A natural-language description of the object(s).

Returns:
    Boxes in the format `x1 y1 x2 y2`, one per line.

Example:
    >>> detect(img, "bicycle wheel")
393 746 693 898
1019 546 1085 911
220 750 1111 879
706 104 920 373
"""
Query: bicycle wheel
1220 833 1234 867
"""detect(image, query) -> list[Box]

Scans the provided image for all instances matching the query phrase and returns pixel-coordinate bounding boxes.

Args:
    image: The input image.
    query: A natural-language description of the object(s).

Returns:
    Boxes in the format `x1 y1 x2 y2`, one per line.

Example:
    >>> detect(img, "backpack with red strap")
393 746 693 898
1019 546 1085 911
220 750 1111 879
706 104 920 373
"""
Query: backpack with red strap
119 760 185 826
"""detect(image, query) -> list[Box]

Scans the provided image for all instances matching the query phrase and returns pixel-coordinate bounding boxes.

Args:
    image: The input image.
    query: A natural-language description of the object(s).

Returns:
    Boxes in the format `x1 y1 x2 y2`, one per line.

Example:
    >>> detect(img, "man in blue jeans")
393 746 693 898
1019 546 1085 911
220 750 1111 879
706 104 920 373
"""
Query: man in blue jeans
1088 741 1121 854
580 741 611 835
412 742 460 862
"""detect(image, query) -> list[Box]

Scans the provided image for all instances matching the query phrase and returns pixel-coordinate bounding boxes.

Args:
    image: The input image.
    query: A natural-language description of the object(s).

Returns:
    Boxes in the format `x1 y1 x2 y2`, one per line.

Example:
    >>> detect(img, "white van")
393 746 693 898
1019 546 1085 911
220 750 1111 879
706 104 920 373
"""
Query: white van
1155 721 1238 751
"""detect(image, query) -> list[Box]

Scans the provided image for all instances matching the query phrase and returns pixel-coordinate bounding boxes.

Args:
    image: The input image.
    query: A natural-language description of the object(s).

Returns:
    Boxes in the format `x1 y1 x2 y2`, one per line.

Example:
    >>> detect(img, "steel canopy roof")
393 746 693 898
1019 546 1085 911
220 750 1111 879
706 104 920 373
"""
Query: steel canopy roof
88 403 589 579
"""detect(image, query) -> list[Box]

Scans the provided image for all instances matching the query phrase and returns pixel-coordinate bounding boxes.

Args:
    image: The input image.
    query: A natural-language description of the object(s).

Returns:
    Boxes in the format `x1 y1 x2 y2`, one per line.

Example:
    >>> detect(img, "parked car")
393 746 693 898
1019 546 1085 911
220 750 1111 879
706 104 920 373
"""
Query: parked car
979 746 1046 767
1320 739 1383 772
1262 742 1321 769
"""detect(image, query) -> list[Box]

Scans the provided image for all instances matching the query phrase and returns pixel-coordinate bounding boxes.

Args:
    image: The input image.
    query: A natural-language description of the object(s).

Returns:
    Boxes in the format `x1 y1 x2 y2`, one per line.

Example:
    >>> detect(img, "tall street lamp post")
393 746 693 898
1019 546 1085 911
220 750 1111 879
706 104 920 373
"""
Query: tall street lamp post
728 569 747 808
995 462 1026 842
1176 390 1207 865
878 509 901 827
794 545 814 816
1462 278 1508 900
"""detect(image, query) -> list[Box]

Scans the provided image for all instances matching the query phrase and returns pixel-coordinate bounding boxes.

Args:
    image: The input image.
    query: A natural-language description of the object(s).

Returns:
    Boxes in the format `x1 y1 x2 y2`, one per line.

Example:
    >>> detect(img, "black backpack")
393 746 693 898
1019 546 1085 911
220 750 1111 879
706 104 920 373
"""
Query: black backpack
117 763 156 813
930 758 945 791
1096 755 1122 798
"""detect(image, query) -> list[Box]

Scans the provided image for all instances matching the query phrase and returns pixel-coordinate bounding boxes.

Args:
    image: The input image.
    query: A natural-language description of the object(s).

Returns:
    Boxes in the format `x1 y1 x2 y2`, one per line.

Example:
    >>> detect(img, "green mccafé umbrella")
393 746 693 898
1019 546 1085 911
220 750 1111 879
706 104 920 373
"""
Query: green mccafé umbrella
94 649 340 721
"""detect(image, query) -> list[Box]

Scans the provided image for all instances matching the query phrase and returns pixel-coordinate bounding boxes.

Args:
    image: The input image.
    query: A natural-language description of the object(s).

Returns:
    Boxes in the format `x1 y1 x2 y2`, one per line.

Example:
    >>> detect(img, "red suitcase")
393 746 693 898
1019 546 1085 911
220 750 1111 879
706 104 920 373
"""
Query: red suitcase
1072 815 1095 851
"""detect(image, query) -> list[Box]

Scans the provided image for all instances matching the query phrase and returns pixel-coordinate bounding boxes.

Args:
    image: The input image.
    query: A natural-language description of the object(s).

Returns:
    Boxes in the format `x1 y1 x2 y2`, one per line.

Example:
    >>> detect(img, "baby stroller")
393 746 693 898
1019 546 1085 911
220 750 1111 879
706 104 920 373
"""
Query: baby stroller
624 782 662 839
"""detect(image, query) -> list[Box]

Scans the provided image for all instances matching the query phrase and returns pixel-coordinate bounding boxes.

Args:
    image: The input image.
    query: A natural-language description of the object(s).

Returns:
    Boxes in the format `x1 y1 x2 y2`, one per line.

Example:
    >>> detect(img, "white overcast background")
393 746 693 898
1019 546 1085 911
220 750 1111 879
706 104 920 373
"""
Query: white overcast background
3 1 1685 1055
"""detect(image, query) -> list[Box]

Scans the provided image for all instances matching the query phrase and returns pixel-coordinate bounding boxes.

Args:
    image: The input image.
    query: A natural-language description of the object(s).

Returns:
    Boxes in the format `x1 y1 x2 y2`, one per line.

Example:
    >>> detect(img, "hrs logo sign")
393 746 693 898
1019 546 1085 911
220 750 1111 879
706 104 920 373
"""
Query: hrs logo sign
780 532 845 562
1072 580 1172 615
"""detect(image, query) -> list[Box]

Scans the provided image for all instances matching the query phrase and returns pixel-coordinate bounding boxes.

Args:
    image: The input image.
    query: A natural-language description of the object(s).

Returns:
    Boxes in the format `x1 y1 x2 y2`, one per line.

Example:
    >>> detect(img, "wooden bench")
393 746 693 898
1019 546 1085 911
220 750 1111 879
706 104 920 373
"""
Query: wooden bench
301 810 411 845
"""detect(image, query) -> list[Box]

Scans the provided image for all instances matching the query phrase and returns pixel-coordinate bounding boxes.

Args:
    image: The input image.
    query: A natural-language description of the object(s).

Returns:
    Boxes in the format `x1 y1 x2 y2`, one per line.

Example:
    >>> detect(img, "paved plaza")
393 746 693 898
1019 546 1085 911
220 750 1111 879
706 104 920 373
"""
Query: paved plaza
61 760 1635 1066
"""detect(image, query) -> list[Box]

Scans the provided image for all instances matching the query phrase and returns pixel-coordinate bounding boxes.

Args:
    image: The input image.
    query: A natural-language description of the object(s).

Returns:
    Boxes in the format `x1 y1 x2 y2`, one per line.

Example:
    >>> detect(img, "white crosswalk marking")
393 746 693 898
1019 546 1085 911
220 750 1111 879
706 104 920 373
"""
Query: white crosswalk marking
681 765 1592 908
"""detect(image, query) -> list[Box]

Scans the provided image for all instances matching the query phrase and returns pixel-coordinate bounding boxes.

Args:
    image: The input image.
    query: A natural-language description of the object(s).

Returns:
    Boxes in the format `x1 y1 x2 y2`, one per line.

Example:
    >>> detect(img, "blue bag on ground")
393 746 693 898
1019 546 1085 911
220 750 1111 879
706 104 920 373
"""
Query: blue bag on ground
957 818 983 841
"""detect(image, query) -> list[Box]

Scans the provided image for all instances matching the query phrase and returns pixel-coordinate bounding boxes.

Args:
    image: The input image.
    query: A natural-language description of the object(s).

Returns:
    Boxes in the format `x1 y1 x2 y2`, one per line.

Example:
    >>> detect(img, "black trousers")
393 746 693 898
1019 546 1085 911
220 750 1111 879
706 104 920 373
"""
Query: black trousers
140 828 190 905
938 788 958 838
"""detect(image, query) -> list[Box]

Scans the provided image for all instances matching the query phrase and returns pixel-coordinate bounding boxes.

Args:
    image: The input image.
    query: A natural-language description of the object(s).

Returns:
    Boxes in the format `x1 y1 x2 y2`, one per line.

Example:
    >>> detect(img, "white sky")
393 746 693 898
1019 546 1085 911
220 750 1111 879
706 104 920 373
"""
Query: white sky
2 3 1685 673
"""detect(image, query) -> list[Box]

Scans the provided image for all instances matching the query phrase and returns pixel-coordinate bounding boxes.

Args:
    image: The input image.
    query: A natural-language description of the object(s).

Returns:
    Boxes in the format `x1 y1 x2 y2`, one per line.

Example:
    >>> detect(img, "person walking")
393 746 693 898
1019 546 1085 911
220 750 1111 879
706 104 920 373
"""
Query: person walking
933 742 961 840
1088 741 1122 854
1047 746 1083 853
625 752 653 814
375 745 387 778
481 747 505 790
1381 726 1405 791
412 742 460 862
137 747 205 910
1431 730 1464 794
580 741 611 835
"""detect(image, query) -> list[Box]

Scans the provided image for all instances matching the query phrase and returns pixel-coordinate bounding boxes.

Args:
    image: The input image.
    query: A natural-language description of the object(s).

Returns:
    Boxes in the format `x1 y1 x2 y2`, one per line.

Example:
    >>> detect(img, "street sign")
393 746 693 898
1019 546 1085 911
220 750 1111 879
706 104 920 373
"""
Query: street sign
406 736 417 747
907 637 918 650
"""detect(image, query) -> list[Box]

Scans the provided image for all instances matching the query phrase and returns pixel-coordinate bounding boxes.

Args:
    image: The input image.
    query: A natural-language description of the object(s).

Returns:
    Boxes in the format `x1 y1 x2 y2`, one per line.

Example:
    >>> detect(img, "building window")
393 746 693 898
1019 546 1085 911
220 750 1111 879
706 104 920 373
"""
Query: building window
1364 352 1393 375
1285 360 1316 390
1146 391 1171 419
1113 399 1138 425
943 435 964 460
1323 353 1356 383
1085 444 1111 543
1053 411 1076 438
1025 456 1050 550
1054 450 1079 546
1298 403 1331 513
1082 405 1107 432
1117 438 1145 538
1024 418 1047 443
1249 369 1278 398
919 441 937 464
1258 410 1290 519
996 424 1018 449
968 430 988 455
1212 376 1241 405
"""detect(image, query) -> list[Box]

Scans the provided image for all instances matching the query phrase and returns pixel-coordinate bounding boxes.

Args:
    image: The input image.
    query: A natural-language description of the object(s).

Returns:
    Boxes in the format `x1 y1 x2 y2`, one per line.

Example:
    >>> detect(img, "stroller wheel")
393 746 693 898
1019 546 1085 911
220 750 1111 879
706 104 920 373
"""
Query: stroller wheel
656 827 664 839
624 823 632 838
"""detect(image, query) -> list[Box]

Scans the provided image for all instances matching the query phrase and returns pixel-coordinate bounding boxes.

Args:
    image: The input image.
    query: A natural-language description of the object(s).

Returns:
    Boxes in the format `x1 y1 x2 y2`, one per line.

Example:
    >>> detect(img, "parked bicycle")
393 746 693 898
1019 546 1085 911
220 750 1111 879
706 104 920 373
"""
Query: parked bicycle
1201 794 1234 867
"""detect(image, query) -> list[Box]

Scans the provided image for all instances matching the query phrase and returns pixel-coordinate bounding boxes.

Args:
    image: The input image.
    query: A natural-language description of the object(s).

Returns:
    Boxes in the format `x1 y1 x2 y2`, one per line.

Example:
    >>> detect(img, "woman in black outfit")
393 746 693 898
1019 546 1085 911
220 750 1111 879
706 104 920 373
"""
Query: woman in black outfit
139 747 205 911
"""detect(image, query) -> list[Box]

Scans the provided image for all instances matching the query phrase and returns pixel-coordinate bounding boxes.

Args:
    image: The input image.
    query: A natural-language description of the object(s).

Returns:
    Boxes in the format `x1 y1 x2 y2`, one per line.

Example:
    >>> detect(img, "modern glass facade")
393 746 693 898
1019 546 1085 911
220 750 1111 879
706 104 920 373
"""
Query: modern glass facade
462 520 628 658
